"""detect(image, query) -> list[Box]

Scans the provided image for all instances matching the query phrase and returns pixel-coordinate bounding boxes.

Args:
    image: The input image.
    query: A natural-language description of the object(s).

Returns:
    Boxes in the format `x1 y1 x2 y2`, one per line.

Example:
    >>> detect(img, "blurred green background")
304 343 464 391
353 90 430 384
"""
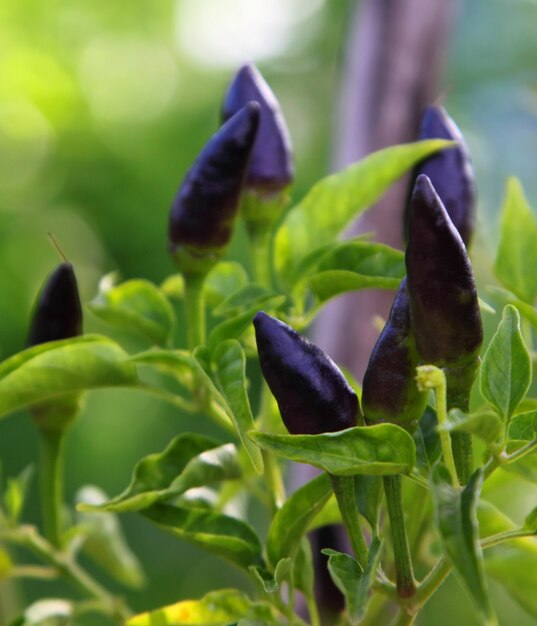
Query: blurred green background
0 0 536 624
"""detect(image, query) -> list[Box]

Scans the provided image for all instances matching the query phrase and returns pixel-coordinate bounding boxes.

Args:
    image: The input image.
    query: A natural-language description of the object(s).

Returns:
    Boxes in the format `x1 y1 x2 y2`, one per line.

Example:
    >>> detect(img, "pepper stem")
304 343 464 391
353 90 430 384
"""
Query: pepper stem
183 273 207 350
329 474 368 569
383 474 416 599
38 428 66 548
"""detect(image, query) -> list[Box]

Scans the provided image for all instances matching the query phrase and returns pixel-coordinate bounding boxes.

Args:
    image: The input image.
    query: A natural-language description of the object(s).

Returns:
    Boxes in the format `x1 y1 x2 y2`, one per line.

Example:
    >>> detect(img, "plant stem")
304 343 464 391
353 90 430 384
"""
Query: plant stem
1 526 130 622
445 362 478 485
329 475 368 569
383 475 416 599
183 273 206 349
249 227 273 289
38 429 66 549
481 528 537 549
433 374 459 488
414 556 451 607
392 607 416 626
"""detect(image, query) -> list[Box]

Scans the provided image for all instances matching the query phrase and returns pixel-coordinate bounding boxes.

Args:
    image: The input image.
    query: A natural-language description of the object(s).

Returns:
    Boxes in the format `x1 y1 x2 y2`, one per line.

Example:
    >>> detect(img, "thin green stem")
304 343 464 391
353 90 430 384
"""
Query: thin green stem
38 429 65 548
1 526 130 622
383 475 416 599
414 556 451 607
249 227 273 289
481 528 537 549
329 475 368 570
392 607 416 626
183 273 206 350
484 440 537 480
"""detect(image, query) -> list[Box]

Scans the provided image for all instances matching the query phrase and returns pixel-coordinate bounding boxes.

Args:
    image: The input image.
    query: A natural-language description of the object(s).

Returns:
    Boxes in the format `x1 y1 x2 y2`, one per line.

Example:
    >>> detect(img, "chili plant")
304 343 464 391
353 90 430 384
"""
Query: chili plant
0 65 536 626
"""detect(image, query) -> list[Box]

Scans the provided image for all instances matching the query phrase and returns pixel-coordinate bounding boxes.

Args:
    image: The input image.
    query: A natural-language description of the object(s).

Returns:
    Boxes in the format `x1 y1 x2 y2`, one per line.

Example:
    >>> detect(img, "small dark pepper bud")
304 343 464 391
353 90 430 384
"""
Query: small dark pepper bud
362 277 427 432
405 175 482 368
253 311 358 435
27 262 83 347
222 64 293 195
406 105 476 246
169 101 260 274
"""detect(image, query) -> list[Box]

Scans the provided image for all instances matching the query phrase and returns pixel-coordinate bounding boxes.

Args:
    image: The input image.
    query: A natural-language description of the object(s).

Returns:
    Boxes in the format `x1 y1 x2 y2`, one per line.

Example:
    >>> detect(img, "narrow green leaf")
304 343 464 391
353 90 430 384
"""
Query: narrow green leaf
480 305 531 421
0 336 138 421
249 558 291 594
89 279 175 346
323 538 382 625
431 466 497 626
204 262 249 308
143 504 262 569
294 241 404 307
494 177 537 304
214 285 280 318
440 409 503 445
508 410 537 441
126 589 252 626
75 486 145 588
78 434 240 513
266 473 332 568
213 341 263 474
275 139 453 281
208 300 285 353
4 465 34 525
249 424 416 476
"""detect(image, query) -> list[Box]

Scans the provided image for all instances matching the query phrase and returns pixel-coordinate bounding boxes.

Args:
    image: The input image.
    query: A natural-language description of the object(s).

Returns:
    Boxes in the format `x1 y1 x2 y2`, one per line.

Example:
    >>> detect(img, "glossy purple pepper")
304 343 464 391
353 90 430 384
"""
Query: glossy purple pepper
222 64 293 194
405 175 482 368
406 105 476 246
27 262 83 346
169 102 260 271
254 311 358 435
362 277 427 431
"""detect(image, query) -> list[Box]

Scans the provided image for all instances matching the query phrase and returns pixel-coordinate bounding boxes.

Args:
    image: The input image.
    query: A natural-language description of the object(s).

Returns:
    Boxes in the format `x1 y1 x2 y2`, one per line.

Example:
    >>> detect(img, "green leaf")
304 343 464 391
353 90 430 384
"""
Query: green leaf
208 300 285 354
160 274 185 301
75 486 145 588
323 538 382 625
4 465 34 524
414 408 441 472
204 262 249 308
440 409 503 445
214 285 280 318
78 434 240 513
249 558 291 594
275 139 453 281
501 443 537 483
508 410 537 441
293 538 315 599
295 241 404 305
0 336 138 421
89 279 175 346
525 506 537 531
130 349 195 389
143 504 262 569
494 177 537 304
266 473 332 568
126 589 253 626
355 476 383 534
0 547 13 579
480 305 531 422
213 341 264 474
431 466 497 626
249 424 416 476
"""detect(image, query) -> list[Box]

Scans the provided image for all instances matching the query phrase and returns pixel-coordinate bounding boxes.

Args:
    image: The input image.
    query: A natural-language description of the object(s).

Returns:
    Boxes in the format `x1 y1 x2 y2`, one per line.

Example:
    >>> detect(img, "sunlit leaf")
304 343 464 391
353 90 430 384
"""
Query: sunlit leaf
431 466 497 626
127 589 254 625
249 425 416 476
266 473 332 568
213 341 263 474
78 434 240 513
143 504 262 569
494 177 537 304
130 349 195 389
275 139 453 281
480 305 531 422
214 285 280 318
323 538 382 625
75 486 145 588
89 279 175 346
0 336 138 420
